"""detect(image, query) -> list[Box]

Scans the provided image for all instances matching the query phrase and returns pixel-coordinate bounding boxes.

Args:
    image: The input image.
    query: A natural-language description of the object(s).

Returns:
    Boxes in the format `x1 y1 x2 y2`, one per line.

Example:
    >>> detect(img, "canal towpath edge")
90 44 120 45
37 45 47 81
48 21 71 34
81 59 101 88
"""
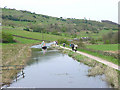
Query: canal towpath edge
57 45 120 71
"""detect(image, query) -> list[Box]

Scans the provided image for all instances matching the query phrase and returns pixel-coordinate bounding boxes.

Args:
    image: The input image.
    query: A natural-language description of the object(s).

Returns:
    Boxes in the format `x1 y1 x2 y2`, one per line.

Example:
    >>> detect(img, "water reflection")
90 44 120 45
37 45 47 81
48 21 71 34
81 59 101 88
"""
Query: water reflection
27 49 60 66
42 49 47 55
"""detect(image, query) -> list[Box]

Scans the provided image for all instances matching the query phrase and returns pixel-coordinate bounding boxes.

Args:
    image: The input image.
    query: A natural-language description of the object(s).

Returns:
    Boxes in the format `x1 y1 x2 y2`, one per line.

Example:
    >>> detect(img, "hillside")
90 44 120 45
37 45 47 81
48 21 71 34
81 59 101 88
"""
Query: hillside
2 8 118 37
101 20 118 26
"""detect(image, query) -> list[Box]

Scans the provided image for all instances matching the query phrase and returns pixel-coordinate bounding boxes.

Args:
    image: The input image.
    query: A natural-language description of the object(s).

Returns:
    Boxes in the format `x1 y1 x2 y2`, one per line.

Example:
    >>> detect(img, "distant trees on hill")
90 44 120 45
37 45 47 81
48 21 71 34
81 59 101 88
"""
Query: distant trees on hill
29 24 45 33
2 15 36 22
102 31 118 44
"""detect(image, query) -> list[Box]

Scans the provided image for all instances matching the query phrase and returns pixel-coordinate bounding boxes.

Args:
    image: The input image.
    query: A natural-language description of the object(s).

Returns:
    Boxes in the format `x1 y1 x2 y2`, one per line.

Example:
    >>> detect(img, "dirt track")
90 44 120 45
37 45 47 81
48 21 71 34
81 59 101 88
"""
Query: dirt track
59 46 120 71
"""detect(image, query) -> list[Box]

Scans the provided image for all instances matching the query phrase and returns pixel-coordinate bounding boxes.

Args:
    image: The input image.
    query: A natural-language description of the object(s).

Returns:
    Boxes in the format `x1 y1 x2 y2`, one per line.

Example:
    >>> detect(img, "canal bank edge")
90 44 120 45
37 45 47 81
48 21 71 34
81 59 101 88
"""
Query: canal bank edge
58 45 120 71
52 45 119 88
2 44 36 87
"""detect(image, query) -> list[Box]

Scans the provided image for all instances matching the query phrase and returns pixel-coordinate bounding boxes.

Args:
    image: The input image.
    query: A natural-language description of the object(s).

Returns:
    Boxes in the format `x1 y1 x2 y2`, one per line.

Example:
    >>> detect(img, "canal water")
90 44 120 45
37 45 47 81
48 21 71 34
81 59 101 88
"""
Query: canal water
8 44 109 88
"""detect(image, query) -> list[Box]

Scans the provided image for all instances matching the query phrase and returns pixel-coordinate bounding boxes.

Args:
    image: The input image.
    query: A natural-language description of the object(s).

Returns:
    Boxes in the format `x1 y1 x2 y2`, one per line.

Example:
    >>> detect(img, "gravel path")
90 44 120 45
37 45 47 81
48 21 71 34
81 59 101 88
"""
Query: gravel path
59 46 120 71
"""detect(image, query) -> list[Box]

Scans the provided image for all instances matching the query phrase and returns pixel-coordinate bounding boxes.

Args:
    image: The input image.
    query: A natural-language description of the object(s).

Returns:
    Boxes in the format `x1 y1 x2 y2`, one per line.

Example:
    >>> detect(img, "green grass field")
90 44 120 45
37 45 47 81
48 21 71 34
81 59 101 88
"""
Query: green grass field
77 48 118 65
77 30 118 39
14 37 41 44
86 44 118 51
2 37 41 45
64 44 118 65
3 29 71 41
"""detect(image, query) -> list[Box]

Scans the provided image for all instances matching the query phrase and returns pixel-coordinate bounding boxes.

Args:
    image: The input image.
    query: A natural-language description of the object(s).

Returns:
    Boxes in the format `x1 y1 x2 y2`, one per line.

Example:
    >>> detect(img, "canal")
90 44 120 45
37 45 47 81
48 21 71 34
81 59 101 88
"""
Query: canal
8 44 109 88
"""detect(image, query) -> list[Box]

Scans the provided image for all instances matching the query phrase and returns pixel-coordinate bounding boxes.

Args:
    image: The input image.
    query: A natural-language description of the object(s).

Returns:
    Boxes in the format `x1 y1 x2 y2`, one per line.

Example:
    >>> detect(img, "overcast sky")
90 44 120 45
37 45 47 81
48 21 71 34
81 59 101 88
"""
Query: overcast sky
1 0 119 23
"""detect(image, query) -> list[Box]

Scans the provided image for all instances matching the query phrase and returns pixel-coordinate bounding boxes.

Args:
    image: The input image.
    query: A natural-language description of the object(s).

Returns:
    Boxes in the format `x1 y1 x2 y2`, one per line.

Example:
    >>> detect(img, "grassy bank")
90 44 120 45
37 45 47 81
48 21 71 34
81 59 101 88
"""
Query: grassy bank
2 34 43 86
77 48 118 65
58 47 119 88
63 44 118 65
2 43 34 85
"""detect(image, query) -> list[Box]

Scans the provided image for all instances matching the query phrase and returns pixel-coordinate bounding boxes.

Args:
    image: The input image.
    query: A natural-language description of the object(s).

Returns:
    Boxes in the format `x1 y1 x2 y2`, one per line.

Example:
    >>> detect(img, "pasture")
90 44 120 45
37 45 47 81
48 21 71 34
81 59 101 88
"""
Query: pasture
86 44 118 51
77 30 118 39
2 29 71 41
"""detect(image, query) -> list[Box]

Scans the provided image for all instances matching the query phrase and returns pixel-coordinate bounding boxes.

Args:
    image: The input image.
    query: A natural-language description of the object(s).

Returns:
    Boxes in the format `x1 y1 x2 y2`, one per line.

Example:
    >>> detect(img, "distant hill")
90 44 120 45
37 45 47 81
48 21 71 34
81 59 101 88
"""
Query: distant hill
2 8 118 35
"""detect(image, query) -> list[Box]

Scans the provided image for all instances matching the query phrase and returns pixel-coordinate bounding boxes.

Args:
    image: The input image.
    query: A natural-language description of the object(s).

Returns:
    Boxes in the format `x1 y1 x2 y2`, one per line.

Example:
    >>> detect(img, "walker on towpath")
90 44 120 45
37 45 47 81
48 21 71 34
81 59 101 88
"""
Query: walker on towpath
57 45 120 71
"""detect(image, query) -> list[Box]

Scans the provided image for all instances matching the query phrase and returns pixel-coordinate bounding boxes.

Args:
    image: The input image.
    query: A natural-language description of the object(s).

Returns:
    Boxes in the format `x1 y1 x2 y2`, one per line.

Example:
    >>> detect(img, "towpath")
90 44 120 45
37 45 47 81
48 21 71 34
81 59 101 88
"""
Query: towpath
59 45 120 71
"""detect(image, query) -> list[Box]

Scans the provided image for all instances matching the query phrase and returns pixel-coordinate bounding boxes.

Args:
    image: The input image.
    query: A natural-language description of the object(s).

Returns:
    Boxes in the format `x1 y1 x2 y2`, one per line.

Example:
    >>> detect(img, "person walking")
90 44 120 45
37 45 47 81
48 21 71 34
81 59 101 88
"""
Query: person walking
74 44 78 52
71 43 74 51
63 43 66 47
53 41 56 46
56 41 58 45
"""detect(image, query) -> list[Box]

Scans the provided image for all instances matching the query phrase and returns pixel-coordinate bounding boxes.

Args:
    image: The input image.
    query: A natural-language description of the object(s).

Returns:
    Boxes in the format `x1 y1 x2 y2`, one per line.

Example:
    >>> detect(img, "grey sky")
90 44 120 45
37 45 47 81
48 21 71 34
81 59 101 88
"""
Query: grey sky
1 0 119 23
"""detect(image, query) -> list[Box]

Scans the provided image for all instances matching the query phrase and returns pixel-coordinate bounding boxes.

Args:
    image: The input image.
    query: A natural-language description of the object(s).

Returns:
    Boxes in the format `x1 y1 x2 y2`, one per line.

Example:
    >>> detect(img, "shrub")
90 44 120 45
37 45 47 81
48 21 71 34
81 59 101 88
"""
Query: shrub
90 38 96 44
2 32 15 43
23 28 29 31
97 38 102 42
86 31 89 34
104 40 110 44
51 31 61 36
57 39 69 45
29 24 45 32
76 41 85 48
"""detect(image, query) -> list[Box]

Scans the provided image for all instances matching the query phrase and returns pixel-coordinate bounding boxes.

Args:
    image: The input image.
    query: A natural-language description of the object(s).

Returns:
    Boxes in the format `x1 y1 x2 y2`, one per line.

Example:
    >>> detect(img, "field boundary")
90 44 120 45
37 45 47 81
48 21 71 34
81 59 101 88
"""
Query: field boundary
13 35 50 42
58 45 120 71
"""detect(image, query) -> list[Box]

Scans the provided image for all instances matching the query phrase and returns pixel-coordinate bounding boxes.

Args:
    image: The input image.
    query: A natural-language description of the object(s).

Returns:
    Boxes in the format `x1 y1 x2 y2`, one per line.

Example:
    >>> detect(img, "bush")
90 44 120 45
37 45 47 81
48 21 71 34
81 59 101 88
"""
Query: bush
57 39 69 45
51 31 61 36
77 41 85 48
104 40 110 44
90 39 96 44
2 32 15 43
97 38 102 42
23 28 30 31
86 31 89 34
30 24 45 32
